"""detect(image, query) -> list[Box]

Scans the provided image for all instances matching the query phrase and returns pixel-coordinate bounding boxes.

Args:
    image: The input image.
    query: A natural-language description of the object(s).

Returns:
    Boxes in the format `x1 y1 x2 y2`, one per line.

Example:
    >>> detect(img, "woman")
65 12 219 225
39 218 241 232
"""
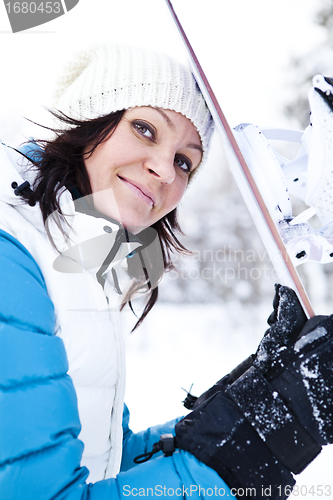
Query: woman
0 42 224 498
1 43 333 500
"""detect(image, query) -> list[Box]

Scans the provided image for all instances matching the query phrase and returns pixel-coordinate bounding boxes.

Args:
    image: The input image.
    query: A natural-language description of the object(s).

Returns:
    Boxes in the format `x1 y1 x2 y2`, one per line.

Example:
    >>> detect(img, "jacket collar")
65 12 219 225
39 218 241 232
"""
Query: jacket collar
0 142 143 278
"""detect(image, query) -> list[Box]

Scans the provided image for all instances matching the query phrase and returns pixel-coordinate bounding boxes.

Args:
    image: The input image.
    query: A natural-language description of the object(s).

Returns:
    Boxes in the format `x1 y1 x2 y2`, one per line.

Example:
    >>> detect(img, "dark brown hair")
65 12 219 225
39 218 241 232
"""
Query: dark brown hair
21 110 190 330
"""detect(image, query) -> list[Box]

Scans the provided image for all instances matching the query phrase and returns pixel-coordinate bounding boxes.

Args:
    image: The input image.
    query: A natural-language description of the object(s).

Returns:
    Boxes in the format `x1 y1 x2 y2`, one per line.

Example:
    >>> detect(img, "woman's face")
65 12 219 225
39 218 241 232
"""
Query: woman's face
84 106 203 232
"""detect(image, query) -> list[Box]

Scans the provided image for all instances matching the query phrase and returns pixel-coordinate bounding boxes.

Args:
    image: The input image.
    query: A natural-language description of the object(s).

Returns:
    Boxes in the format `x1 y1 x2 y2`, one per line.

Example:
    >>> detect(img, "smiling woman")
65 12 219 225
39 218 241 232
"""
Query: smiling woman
0 41 220 499
23 44 212 333
84 106 203 231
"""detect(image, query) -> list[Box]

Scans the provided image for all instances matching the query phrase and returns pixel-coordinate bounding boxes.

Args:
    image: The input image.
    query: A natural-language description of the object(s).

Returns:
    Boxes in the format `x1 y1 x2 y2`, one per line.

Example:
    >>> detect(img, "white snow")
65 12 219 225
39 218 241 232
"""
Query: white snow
295 326 327 352
300 363 321 380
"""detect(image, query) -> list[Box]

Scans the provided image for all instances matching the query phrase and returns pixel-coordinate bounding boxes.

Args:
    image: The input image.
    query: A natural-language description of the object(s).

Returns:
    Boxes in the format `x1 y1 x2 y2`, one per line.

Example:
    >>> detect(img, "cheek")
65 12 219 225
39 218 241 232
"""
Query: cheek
164 181 188 212
84 147 120 191
84 149 107 191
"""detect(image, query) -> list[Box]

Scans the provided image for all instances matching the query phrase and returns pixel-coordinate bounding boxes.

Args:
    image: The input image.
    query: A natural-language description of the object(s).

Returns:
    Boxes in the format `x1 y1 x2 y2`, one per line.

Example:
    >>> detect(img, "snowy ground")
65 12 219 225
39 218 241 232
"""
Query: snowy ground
123 302 333 499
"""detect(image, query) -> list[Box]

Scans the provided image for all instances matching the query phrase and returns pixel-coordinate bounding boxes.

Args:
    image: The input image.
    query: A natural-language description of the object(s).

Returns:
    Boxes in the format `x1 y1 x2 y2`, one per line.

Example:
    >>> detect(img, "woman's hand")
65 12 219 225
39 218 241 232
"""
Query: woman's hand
175 285 333 499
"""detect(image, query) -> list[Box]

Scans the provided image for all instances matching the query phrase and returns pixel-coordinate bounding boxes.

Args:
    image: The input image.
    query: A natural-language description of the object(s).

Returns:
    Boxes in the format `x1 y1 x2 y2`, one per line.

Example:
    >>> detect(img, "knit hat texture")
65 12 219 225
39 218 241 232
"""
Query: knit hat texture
54 43 213 165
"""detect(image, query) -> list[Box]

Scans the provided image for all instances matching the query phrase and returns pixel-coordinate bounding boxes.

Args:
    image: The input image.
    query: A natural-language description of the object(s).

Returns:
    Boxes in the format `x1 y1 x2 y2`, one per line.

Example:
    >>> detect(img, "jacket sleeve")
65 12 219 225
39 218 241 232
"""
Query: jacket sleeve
0 229 231 500
120 403 182 472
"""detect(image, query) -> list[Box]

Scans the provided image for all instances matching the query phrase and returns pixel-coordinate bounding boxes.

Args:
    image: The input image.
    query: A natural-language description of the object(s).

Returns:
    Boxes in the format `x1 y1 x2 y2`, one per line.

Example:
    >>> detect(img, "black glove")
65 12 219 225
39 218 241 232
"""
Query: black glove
175 286 333 500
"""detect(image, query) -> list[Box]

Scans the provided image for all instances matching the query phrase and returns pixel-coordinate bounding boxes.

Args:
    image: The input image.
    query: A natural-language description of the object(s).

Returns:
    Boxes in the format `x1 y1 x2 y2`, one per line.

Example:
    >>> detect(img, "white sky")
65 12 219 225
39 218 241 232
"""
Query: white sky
0 0 327 141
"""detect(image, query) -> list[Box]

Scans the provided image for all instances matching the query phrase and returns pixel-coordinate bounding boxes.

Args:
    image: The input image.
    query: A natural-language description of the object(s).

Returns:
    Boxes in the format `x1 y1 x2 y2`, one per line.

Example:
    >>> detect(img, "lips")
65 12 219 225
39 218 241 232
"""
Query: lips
118 175 155 207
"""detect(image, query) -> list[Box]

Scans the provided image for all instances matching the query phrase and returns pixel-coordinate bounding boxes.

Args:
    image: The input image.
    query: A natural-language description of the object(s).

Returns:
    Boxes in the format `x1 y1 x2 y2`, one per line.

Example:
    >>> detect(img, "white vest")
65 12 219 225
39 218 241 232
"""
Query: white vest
0 144 141 482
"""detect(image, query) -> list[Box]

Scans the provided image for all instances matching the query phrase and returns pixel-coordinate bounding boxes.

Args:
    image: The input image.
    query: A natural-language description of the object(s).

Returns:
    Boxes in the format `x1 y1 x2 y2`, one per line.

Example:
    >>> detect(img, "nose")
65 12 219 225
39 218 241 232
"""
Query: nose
144 152 176 184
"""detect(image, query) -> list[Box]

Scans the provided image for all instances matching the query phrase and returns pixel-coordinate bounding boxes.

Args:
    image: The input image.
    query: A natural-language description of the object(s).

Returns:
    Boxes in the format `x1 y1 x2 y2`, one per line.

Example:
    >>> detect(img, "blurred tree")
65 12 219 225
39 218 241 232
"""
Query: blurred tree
285 0 333 128
158 136 276 306
283 0 333 312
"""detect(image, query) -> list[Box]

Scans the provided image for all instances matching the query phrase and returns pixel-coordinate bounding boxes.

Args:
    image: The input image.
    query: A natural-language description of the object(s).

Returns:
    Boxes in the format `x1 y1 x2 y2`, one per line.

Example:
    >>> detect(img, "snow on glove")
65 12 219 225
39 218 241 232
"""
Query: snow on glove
253 283 307 373
175 288 333 500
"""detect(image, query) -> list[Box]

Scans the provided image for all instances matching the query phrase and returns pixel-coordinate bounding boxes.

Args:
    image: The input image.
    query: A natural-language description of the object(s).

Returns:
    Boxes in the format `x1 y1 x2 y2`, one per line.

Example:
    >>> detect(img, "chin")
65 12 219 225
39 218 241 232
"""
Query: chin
119 211 156 234
120 218 151 234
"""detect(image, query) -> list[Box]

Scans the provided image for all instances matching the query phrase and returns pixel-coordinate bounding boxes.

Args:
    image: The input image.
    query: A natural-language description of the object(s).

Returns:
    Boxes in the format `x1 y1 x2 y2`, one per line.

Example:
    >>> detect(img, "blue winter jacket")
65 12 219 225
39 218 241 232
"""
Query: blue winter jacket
0 229 231 499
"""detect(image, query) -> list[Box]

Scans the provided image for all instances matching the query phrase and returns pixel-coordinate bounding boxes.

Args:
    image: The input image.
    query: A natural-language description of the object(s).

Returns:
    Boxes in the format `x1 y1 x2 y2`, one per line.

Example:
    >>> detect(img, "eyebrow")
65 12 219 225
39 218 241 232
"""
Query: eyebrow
187 143 203 154
155 108 203 154
155 108 175 130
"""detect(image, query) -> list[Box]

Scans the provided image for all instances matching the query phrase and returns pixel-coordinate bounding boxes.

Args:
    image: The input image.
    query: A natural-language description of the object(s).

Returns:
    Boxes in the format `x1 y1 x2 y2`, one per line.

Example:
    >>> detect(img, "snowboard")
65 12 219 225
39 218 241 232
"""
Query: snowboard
165 0 314 317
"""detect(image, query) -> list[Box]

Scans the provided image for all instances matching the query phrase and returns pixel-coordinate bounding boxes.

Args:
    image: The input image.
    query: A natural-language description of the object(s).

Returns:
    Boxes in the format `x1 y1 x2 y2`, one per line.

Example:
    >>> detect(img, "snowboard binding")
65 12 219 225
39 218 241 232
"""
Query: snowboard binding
233 74 333 268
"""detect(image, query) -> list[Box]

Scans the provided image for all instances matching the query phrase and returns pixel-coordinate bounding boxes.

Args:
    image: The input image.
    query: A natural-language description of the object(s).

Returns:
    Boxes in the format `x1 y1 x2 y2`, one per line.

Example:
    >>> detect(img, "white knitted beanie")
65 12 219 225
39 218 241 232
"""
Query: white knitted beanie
54 43 213 166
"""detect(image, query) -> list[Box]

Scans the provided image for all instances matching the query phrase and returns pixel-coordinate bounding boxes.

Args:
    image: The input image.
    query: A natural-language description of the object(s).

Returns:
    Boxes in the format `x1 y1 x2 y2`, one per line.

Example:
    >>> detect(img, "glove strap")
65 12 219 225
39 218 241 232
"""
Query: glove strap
133 434 176 464
226 366 321 474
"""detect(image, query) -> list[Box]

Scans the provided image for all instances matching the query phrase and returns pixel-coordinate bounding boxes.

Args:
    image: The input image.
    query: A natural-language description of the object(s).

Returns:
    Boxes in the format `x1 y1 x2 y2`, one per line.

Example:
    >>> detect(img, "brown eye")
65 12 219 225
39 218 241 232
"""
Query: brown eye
174 154 192 174
133 121 155 141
